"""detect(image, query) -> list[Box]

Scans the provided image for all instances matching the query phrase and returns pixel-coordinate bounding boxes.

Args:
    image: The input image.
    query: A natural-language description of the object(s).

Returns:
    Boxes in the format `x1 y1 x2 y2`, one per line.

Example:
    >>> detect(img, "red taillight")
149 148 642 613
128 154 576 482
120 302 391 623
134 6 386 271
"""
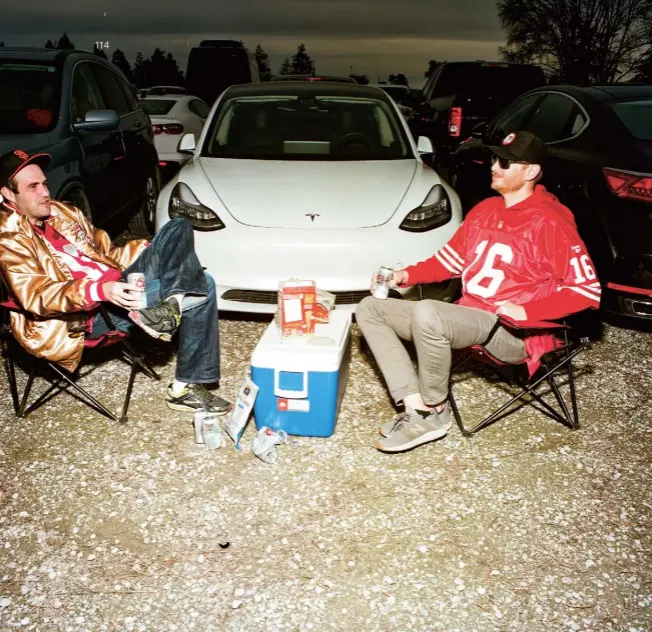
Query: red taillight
162 123 184 135
448 107 462 137
152 123 184 135
603 168 652 203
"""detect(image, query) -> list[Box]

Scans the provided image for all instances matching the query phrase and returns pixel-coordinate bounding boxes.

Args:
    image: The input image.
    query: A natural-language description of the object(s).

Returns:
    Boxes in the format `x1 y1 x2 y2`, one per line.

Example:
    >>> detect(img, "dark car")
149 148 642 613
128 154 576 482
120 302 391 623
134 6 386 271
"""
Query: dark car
185 40 260 106
410 61 546 165
448 84 652 324
0 47 160 235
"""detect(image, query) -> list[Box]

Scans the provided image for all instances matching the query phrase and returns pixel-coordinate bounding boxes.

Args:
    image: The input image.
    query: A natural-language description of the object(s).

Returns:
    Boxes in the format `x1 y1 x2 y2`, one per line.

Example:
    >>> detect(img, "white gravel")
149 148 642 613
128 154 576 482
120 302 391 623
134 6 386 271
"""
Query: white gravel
0 316 651 632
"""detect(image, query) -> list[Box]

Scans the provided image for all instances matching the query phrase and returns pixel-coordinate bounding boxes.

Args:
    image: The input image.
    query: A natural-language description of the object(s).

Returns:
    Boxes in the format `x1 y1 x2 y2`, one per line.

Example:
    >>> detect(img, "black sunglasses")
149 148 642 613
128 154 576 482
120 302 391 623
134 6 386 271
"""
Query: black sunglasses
491 155 528 169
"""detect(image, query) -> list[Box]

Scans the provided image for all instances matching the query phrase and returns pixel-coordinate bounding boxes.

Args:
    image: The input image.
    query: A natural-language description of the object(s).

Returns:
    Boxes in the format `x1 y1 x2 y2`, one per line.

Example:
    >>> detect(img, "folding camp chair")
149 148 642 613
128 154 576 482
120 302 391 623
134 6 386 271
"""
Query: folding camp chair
448 313 593 437
1 287 160 424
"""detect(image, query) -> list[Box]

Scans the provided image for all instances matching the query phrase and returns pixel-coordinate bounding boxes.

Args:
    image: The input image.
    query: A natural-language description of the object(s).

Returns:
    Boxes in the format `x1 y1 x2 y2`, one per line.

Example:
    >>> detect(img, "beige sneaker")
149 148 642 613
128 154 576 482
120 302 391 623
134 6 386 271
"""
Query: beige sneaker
377 408 452 453
379 402 452 437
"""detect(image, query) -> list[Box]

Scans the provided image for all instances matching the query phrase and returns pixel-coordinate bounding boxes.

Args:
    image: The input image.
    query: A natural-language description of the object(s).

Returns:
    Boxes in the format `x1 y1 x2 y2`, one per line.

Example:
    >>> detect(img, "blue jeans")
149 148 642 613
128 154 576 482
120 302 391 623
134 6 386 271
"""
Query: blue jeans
90 219 220 384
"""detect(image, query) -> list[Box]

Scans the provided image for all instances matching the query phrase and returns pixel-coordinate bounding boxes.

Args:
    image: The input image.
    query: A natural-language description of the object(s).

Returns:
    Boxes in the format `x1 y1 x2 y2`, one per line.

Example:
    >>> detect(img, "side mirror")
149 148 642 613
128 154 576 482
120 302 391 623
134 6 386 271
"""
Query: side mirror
472 122 488 140
178 133 197 154
417 136 434 154
72 109 119 132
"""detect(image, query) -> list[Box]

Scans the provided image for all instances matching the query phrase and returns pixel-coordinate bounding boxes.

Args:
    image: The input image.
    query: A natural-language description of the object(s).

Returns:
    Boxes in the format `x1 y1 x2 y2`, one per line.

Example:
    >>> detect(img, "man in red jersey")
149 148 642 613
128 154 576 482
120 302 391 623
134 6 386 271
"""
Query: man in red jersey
356 131 601 453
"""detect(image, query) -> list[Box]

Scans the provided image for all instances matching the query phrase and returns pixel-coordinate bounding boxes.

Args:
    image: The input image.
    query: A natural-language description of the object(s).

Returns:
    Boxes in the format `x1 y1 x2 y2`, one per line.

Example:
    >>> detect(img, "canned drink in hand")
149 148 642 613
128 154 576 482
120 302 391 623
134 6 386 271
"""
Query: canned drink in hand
252 426 288 464
372 266 394 300
127 272 147 309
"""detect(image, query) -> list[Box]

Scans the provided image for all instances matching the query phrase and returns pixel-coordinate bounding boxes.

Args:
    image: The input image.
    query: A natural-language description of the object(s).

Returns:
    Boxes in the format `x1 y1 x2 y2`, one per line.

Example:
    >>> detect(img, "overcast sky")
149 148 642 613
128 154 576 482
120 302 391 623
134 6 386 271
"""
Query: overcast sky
1 0 506 87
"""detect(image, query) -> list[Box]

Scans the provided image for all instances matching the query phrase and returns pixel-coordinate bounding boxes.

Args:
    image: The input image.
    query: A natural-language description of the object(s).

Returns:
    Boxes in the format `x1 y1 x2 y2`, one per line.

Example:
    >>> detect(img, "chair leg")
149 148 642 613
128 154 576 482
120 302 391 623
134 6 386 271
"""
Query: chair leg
47 363 118 422
448 389 473 438
119 338 161 382
18 357 39 418
119 360 140 424
3 337 21 415
566 344 581 429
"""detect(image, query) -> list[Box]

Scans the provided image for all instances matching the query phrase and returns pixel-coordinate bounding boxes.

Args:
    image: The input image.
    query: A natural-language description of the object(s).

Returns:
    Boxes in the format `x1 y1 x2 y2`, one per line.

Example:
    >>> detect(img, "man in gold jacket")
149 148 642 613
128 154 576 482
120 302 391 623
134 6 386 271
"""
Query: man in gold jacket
0 149 231 415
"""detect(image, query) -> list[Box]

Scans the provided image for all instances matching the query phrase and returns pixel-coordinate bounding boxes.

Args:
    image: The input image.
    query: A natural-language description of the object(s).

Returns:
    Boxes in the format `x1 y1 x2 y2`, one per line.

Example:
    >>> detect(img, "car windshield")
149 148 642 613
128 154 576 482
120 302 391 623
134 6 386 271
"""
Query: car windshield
611 99 652 141
0 61 61 134
204 94 411 160
141 99 176 115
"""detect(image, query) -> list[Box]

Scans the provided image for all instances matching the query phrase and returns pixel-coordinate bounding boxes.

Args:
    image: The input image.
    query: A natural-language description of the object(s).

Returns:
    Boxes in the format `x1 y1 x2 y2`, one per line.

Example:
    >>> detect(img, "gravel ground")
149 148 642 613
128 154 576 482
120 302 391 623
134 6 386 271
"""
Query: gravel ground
0 314 651 632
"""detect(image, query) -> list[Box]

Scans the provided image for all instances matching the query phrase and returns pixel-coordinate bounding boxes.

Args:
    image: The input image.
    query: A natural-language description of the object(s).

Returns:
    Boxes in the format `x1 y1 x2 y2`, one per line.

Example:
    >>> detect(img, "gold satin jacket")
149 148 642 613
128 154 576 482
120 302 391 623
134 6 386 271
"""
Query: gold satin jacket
0 200 148 372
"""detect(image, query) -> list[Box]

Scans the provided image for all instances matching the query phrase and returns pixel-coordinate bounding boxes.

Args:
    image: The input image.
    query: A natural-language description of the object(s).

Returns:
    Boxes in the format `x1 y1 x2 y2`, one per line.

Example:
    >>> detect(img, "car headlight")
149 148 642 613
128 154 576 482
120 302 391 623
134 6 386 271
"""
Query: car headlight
399 184 452 232
169 183 225 231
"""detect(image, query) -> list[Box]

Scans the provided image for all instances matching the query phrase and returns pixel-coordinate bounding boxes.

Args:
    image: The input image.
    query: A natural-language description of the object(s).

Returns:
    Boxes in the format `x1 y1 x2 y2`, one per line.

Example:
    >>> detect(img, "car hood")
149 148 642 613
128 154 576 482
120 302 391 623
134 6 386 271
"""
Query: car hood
197 158 418 228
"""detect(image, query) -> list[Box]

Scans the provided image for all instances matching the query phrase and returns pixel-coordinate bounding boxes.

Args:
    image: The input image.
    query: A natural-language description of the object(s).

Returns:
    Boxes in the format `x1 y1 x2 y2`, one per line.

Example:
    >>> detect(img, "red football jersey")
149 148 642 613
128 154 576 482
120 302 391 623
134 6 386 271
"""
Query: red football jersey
404 185 601 320
403 186 601 375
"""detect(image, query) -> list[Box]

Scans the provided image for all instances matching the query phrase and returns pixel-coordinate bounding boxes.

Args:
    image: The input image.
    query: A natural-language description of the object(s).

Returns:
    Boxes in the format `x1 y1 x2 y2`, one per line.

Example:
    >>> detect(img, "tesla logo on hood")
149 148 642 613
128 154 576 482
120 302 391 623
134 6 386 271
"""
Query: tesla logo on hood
306 214 320 222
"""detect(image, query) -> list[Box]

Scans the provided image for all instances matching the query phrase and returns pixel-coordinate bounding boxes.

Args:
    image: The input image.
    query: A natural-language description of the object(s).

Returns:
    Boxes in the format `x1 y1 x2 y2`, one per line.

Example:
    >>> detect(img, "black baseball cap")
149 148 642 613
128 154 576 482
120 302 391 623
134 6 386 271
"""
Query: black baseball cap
484 131 548 165
0 149 52 189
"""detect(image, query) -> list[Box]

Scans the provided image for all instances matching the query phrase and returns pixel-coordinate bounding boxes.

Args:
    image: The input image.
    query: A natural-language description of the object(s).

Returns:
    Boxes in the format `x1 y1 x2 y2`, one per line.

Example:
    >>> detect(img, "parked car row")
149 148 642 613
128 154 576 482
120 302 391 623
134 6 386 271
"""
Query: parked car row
2 44 649 327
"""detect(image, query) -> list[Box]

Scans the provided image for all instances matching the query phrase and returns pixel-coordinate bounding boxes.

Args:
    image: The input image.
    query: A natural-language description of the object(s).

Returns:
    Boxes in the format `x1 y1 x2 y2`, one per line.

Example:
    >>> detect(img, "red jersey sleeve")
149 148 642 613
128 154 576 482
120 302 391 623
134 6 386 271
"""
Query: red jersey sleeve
402 220 470 286
522 218 601 321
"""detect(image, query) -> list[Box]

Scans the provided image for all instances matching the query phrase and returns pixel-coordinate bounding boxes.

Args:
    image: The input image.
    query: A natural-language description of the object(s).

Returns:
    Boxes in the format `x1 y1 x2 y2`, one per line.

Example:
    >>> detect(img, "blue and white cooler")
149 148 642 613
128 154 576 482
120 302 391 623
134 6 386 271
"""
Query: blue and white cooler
251 311 352 437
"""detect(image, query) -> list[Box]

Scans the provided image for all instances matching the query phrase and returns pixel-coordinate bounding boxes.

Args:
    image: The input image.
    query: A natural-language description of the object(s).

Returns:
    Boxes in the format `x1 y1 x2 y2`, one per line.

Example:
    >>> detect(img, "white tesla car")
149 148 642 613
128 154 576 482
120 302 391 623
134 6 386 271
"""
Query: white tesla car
155 82 463 313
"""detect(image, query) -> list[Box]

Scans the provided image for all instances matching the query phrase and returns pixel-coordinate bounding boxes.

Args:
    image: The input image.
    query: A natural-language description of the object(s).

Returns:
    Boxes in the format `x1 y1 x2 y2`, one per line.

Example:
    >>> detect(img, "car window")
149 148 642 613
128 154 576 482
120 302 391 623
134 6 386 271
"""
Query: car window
205 94 411 161
71 62 106 124
119 80 141 113
487 94 542 140
526 93 585 142
141 99 176 115
189 99 210 118
610 99 652 141
89 64 130 115
0 61 62 134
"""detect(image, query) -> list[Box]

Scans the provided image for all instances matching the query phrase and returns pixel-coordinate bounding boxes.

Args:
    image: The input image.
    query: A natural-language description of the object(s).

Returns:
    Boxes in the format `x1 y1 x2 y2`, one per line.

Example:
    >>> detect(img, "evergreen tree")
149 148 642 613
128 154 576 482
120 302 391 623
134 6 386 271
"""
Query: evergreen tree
44 40 55 49
279 57 292 75
133 52 149 88
56 33 74 50
424 60 445 78
111 49 133 83
388 73 409 86
290 43 314 75
254 44 272 81
92 44 107 59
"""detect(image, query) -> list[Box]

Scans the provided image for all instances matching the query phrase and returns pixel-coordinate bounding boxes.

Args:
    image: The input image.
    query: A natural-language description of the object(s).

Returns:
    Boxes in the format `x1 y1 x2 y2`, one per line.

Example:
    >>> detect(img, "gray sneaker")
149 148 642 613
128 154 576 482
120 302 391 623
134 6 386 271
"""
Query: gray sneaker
377 407 452 453
379 402 452 437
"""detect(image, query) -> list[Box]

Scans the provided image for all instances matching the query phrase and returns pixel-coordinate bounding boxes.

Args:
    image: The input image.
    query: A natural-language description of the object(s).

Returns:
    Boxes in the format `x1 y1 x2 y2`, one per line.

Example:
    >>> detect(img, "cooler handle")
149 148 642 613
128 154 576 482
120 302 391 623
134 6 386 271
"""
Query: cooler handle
274 369 308 399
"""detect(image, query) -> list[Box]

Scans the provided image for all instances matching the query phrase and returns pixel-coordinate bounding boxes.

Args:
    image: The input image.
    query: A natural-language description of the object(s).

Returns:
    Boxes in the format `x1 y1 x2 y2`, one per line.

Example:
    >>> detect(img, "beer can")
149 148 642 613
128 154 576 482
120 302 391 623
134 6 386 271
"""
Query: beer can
372 266 394 300
127 272 147 309
193 408 209 444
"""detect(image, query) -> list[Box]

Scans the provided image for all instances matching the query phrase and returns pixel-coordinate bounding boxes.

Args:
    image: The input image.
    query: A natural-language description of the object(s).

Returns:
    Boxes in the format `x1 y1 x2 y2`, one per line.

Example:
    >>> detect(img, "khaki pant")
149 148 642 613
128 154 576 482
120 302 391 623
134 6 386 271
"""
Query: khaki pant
355 297 528 406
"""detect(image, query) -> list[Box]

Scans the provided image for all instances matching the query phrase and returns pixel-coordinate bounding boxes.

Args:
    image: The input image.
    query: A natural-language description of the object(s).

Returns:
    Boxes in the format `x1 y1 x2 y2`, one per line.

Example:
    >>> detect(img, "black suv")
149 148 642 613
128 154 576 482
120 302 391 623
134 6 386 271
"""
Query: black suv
410 61 546 165
0 47 159 235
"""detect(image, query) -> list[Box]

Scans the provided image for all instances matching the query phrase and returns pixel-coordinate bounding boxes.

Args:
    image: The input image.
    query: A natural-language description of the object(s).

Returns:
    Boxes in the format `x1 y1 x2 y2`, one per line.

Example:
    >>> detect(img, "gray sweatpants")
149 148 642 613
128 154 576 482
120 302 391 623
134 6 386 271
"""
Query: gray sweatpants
355 297 528 406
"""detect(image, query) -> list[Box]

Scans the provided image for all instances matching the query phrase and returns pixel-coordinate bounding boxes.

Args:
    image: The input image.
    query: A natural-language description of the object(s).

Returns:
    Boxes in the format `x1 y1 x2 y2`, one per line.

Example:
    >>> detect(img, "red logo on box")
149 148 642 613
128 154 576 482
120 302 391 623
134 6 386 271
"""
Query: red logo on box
277 398 288 411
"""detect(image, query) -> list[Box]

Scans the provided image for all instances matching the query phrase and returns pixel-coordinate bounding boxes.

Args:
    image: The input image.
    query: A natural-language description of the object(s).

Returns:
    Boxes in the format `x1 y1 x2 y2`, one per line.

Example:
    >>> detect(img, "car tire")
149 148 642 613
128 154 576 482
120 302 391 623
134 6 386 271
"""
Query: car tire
62 187 92 221
127 170 160 238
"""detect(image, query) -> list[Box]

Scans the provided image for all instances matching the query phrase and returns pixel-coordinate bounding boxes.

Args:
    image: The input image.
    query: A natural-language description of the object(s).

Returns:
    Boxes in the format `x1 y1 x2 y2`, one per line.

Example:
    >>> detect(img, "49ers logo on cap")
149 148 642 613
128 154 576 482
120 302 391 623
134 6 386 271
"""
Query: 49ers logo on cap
13 150 29 160
502 133 516 146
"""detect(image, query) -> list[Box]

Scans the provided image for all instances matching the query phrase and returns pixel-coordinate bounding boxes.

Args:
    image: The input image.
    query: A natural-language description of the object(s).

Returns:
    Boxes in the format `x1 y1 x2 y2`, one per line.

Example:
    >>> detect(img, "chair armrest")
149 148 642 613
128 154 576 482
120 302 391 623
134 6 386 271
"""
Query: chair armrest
497 315 569 331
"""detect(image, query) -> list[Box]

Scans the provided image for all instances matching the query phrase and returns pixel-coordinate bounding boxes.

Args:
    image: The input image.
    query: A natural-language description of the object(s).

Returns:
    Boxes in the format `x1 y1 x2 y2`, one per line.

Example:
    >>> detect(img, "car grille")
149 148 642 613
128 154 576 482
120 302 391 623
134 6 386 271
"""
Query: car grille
221 289 402 305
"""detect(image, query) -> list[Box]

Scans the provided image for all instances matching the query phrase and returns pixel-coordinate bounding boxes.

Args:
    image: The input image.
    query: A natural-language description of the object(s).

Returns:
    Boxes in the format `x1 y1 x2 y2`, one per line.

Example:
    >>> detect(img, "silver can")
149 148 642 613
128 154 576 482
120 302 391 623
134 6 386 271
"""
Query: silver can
193 408 209 444
372 266 394 300
127 272 147 309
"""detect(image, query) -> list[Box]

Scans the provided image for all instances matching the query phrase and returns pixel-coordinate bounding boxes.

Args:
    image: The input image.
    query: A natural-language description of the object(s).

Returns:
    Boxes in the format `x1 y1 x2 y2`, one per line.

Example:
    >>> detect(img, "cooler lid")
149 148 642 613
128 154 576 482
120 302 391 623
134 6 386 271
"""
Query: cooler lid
251 311 352 372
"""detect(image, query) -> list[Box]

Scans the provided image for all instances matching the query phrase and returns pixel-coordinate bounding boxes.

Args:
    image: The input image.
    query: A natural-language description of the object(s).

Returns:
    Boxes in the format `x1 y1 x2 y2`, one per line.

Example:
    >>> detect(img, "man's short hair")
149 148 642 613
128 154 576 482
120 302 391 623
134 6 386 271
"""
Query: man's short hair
5 177 19 194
